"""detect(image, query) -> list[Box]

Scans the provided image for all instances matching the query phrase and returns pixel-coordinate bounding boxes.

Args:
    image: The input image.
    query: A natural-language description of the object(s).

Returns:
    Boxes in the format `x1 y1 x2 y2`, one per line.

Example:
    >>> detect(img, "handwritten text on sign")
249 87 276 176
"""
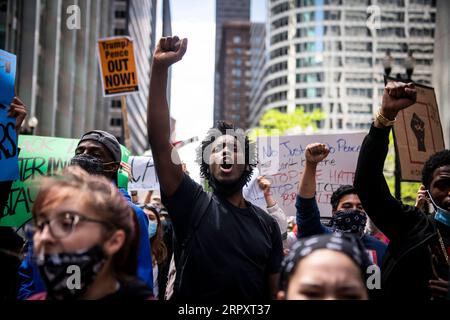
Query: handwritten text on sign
128 156 160 190
0 49 18 181
244 133 365 217
1 135 131 228
98 37 139 97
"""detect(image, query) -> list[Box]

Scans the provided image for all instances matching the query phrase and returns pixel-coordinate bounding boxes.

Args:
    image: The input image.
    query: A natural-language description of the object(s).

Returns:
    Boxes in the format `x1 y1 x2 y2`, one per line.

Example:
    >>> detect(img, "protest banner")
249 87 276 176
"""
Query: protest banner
98 36 139 97
392 83 445 181
0 135 131 228
0 49 19 181
244 132 366 217
128 156 160 190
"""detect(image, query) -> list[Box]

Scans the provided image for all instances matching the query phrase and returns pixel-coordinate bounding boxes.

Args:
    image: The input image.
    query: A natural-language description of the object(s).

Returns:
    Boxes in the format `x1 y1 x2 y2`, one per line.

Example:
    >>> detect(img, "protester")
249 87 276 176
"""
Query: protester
382 50 394 77
354 81 450 300
404 50 415 80
277 233 370 300
27 167 153 300
147 36 283 301
257 176 288 249
296 143 387 266
0 97 31 300
17 130 154 298
142 204 168 300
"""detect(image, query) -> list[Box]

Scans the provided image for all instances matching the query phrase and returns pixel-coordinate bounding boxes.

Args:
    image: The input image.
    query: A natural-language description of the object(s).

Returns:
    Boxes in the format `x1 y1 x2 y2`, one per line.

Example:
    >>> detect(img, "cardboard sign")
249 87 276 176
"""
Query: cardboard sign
0 49 19 181
0 135 131 228
244 133 366 217
98 37 139 97
128 156 160 190
393 83 445 181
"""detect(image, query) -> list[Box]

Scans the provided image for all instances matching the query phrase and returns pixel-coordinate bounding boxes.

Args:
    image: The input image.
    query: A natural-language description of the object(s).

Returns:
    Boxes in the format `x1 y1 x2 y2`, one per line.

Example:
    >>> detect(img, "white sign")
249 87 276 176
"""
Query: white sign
244 132 366 217
128 156 159 190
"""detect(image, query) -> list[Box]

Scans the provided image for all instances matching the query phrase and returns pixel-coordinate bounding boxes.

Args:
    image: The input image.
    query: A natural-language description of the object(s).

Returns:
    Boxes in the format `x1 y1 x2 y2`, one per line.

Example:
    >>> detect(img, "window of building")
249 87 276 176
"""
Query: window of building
110 118 123 127
111 100 122 109
233 36 242 44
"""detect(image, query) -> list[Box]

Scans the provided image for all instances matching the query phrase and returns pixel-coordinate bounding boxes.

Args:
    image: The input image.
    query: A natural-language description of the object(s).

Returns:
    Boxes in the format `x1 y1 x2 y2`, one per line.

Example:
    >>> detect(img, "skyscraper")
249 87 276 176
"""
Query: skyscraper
107 0 159 154
433 0 450 147
214 0 250 125
250 0 437 132
217 21 251 129
0 0 165 154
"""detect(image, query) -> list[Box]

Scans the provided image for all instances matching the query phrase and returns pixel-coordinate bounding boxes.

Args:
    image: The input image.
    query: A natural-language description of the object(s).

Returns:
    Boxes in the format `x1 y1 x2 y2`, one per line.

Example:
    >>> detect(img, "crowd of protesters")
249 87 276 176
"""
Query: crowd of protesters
0 36 449 301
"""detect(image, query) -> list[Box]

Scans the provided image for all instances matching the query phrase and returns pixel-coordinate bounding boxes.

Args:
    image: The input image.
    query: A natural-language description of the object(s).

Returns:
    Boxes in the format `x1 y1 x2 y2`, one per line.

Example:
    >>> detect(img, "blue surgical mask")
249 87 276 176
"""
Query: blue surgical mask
427 190 450 227
148 220 158 239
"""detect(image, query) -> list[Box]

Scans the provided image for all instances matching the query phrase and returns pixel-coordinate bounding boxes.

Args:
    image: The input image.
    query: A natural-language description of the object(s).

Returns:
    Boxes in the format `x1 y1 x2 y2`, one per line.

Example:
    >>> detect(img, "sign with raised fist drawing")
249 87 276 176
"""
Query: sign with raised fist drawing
393 83 445 181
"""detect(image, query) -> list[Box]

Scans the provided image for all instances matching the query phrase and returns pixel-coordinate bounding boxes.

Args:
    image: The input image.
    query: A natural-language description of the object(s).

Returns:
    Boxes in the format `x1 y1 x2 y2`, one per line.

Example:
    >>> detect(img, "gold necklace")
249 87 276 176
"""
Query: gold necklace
437 229 449 266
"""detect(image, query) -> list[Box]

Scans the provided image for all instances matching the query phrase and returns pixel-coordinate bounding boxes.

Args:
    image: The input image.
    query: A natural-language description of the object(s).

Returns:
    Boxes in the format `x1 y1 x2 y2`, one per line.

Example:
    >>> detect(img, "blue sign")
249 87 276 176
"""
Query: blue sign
0 49 18 181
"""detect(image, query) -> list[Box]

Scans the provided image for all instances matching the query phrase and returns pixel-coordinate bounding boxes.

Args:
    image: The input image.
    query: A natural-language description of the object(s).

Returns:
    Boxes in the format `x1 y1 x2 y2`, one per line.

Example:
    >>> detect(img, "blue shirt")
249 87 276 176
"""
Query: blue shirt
296 195 387 266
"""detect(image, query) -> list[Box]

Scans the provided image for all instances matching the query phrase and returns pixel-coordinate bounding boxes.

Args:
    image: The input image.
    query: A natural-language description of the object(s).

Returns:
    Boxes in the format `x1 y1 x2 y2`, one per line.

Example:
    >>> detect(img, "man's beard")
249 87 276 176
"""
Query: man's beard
208 171 249 198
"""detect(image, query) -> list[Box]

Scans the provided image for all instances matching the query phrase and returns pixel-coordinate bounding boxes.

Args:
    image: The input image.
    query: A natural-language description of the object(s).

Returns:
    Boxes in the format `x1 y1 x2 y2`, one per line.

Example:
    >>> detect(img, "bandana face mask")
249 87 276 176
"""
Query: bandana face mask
331 209 368 239
70 154 118 175
36 245 106 300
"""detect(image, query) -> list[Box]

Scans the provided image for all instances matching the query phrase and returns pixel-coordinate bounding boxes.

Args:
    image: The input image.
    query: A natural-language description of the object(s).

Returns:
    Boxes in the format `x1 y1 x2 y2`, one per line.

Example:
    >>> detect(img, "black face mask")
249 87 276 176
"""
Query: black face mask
330 209 367 239
36 245 106 300
70 154 117 175
208 170 250 198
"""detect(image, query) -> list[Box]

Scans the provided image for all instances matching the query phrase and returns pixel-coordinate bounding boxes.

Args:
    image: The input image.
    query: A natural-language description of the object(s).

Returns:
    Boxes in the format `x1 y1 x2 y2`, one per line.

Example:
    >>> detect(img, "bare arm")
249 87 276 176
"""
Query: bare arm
147 37 187 196
298 143 330 198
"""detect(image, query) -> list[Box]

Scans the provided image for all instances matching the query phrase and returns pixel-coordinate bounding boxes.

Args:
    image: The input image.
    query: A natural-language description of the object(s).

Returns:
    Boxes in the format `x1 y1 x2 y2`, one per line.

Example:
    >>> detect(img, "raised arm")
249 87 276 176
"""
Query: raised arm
296 143 330 237
354 81 417 239
147 36 187 196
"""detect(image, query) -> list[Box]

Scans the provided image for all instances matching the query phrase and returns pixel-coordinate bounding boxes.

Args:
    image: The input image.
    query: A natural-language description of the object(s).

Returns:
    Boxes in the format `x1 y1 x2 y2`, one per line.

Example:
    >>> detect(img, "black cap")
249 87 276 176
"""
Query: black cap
78 130 122 162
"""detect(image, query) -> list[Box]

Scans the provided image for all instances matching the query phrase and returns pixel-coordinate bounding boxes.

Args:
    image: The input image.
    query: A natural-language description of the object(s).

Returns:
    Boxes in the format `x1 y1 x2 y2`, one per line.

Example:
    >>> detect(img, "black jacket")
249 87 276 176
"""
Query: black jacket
354 124 448 300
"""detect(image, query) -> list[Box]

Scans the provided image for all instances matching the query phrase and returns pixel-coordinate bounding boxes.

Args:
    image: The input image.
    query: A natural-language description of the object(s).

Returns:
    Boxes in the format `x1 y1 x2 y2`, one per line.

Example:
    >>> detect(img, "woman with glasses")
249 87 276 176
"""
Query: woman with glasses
28 166 153 300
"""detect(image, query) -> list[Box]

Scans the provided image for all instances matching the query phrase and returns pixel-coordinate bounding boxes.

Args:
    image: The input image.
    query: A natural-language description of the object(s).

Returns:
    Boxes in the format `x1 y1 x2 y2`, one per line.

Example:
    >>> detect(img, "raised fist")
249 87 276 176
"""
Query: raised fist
305 143 330 165
381 81 417 120
153 36 188 68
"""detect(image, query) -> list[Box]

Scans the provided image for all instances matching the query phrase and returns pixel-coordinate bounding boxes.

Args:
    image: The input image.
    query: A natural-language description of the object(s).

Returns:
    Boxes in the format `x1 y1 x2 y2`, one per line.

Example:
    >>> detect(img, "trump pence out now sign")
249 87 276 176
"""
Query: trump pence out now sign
98 36 139 97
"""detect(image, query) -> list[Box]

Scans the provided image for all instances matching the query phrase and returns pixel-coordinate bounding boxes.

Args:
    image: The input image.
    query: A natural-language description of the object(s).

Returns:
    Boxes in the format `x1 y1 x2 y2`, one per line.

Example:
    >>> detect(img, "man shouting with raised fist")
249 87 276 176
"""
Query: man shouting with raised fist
147 37 283 302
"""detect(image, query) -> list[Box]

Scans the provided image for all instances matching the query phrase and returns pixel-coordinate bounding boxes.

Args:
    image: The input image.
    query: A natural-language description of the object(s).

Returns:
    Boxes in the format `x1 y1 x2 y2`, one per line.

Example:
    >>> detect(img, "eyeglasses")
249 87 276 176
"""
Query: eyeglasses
30 212 114 239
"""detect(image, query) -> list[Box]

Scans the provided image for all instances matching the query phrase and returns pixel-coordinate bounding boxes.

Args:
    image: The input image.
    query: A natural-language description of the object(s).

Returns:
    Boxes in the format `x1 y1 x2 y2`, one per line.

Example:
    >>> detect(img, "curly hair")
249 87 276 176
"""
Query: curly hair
421 149 450 190
330 185 357 211
196 121 257 184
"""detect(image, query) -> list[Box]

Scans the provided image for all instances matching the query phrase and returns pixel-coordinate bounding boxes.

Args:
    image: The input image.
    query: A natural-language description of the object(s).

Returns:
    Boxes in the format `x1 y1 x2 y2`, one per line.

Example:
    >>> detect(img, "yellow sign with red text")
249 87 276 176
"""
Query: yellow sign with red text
98 36 139 97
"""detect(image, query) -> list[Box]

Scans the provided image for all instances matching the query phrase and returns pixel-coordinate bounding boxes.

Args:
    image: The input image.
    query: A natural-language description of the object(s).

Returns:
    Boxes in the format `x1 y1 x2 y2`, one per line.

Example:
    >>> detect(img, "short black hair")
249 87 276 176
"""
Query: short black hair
330 185 357 211
196 121 256 184
421 150 450 190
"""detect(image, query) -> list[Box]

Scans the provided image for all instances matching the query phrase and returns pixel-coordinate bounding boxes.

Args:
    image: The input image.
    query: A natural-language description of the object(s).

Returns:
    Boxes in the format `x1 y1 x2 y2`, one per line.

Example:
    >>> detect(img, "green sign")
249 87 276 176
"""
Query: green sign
1 135 130 228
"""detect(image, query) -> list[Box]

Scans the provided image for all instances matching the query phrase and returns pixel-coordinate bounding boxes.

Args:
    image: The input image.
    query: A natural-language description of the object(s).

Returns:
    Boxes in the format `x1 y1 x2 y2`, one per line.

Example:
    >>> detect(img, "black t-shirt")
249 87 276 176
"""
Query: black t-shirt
162 174 283 302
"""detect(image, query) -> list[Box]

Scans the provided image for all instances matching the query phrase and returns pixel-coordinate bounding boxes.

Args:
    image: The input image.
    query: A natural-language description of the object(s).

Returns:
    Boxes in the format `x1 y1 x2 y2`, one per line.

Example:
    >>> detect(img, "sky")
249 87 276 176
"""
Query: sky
158 0 266 182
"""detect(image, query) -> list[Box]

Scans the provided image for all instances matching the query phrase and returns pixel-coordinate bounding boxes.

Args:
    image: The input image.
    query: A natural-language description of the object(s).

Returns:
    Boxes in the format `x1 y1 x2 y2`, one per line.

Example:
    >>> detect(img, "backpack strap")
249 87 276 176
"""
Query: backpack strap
173 192 213 297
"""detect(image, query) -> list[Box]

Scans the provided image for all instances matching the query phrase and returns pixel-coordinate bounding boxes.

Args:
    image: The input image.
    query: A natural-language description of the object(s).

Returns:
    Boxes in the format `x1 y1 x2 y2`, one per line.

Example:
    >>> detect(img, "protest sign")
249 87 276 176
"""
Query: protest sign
98 36 139 97
244 133 366 217
0 135 131 228
128 156 160 190
0 49 19 181
392 83 445 181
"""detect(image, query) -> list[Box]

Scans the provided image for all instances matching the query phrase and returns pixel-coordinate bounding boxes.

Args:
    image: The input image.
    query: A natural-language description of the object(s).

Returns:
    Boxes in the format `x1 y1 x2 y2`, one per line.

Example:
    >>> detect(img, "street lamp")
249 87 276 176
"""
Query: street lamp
28 116 39 135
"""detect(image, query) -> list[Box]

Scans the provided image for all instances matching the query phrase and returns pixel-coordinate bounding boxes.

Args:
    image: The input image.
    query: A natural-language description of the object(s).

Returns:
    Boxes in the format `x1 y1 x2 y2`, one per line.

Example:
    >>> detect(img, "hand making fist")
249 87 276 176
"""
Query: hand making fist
305 143 330 165
153 36 188 68
381 81 417 120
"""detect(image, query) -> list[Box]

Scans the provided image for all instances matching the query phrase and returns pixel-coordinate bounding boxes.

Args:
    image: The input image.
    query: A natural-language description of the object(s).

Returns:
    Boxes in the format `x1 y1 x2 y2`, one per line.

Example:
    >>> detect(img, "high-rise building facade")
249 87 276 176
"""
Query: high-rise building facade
214 0 251 125
250 0 437 132
217 21 251 129
0 0 164 154
433 0 450 147
107 0 159 154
